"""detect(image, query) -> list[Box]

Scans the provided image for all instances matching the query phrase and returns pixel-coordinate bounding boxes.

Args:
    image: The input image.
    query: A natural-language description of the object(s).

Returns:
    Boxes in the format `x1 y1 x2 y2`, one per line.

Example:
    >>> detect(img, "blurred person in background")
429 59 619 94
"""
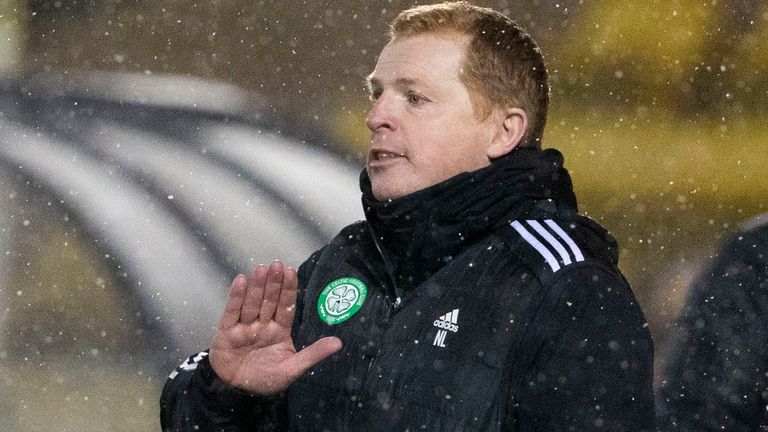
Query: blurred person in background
658 213 768 431
160 2 654 431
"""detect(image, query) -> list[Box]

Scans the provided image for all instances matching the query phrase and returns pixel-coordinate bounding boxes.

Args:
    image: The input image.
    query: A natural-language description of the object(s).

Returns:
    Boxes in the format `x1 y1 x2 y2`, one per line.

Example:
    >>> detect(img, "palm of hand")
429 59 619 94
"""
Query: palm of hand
208 261 341 396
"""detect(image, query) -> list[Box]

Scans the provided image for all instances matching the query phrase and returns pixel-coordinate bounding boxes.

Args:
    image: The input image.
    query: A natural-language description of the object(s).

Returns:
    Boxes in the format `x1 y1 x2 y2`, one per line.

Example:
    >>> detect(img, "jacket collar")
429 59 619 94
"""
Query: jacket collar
360 147 578 296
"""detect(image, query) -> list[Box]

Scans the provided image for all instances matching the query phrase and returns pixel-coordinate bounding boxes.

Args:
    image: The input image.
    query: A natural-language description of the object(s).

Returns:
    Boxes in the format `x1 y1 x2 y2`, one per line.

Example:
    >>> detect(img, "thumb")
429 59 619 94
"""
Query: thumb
283 337 343 379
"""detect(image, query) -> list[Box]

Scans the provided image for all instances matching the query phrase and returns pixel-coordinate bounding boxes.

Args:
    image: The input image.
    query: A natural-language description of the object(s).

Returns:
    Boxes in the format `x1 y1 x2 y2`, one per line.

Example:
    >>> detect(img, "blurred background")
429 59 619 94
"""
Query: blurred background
0 0 766 430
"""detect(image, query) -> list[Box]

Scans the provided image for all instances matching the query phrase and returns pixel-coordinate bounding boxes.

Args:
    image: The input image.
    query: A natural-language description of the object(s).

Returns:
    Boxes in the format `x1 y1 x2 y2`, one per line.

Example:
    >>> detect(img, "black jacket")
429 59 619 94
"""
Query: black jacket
658 213 768 431
161 148 654 431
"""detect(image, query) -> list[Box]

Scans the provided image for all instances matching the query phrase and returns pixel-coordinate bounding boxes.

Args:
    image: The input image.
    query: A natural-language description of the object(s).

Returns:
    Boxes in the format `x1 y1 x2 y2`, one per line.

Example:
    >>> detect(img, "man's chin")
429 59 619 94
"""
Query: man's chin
371 187 404 202
370 180 409 201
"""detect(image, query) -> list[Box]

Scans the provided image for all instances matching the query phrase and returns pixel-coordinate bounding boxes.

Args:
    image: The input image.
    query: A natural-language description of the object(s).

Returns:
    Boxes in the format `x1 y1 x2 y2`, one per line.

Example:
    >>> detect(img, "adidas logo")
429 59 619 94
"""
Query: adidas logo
433 309 459 347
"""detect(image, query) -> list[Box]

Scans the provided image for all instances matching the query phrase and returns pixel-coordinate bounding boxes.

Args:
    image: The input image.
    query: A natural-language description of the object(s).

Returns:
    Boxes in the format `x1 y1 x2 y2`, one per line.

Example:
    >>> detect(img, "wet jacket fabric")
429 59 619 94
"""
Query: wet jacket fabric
658 213 768 431
160 148 654 432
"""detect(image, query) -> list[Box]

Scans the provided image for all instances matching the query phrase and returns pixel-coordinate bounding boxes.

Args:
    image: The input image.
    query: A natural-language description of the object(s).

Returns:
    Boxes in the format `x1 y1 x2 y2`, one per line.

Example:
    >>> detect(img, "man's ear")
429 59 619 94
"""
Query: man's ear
486 108 528 159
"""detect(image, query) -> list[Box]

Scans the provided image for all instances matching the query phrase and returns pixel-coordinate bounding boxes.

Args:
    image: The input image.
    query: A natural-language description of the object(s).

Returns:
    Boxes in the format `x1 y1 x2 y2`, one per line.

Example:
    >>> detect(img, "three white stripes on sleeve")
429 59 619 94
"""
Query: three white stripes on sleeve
168 351 209 379
510 220 584 272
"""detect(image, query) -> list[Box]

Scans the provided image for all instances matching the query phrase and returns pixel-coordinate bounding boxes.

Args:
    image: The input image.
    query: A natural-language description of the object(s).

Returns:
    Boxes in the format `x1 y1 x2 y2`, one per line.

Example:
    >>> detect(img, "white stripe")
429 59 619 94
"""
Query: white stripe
544 220 584 262
511 221 561 272
439 313 447 321
527 220 572 265
451 309 459 324
445 311 453 323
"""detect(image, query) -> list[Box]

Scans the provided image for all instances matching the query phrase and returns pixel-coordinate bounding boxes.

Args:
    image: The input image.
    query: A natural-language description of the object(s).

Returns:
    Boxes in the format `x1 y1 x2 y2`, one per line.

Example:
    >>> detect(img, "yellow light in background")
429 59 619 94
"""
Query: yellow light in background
554 0 713 87
0 0 25 76
331 102 370 159
549 107 768 201
736 5 768 87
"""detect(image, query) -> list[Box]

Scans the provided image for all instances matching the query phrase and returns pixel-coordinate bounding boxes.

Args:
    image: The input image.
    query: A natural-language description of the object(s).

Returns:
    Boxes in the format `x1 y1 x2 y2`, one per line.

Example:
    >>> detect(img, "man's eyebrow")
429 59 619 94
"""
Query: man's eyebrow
365 76 430 90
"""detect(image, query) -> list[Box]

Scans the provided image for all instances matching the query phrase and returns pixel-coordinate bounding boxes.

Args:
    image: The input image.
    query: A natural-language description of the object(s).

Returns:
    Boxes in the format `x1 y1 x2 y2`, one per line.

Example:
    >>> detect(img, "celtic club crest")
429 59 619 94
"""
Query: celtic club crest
317 277 367 325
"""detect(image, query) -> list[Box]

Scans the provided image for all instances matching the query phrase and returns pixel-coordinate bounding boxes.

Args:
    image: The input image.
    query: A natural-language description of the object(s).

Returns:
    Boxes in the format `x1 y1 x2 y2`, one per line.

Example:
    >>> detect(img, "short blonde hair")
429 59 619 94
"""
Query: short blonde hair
391 1 549 147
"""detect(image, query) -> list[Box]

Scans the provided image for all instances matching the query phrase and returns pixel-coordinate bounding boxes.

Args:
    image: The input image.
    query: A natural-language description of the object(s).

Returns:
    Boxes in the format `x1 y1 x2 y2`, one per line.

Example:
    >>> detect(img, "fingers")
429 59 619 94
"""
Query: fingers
258 261 285 324
218 274 247 330
239 264 268 324
285 336 343 380
231 260 296 328
274 267 298 328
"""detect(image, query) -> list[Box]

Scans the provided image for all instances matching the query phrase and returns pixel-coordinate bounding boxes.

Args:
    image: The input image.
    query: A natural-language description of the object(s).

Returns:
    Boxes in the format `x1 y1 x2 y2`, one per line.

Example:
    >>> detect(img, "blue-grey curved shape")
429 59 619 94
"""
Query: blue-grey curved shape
75 120 326 268
196 122 363 238
0 72 365 355
0 120 229 350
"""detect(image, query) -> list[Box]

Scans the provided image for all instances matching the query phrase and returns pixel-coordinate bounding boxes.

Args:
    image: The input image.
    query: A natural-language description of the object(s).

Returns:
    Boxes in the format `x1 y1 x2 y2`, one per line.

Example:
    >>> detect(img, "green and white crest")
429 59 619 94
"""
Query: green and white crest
317 277 367 325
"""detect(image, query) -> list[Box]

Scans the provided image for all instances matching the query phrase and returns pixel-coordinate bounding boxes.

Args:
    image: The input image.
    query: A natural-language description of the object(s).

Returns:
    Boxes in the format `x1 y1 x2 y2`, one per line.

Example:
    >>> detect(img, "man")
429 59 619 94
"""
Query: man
161 2 654 431
658 213 768 431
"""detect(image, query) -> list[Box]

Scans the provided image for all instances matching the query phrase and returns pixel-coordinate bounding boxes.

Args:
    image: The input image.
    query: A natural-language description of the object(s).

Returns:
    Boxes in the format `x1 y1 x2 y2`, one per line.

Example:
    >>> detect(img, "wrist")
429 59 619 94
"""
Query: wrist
198 355 285 401
196 355 253 402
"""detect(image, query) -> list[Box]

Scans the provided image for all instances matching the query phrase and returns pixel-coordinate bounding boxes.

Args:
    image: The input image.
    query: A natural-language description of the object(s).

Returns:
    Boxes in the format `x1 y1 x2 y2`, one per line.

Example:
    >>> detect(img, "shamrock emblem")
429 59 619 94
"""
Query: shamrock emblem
317 277 367 325
325 284 359 315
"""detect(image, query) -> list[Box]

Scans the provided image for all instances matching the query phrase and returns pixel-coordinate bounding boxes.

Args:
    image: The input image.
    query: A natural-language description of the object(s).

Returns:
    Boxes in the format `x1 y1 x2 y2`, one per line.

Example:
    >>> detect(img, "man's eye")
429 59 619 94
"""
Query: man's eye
407 93 425 105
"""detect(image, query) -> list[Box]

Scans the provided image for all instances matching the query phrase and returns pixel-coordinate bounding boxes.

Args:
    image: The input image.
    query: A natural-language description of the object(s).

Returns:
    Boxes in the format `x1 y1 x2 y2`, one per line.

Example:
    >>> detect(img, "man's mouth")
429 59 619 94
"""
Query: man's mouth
368 149 406 165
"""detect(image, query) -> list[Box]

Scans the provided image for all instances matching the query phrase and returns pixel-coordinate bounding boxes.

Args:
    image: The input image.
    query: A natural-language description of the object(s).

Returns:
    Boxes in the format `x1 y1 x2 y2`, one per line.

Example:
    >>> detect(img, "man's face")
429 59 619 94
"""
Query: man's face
365 34 500 201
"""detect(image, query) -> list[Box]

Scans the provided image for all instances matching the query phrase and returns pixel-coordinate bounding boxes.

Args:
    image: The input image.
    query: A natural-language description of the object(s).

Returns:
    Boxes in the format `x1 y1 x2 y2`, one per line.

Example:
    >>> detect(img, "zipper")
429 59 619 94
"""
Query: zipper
348 295 402 422
370 233 400 301
345 234 403 423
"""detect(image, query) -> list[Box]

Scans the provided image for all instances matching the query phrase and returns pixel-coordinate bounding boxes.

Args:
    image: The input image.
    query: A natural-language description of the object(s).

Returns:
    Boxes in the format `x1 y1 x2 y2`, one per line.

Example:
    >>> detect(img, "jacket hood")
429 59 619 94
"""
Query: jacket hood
360 148 589 295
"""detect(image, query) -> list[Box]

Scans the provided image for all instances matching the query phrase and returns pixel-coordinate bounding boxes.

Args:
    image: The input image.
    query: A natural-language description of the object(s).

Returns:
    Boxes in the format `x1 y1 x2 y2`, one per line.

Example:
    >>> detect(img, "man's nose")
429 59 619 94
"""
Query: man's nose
366 94 396 133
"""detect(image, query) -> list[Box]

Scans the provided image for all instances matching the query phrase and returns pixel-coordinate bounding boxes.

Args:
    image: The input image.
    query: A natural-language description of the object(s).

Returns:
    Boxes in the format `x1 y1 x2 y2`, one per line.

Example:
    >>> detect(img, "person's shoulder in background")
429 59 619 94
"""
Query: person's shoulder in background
657 212 768 432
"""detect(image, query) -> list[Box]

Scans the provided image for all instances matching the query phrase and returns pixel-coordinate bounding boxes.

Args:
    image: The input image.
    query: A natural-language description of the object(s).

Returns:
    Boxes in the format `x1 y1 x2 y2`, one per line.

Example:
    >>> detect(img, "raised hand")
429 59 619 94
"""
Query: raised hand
208 260 342 395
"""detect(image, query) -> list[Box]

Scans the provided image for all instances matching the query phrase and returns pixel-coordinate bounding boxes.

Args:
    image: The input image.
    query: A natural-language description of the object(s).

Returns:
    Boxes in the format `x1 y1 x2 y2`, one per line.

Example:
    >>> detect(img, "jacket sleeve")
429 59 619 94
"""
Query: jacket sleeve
159 351 285 432
657 228 768 431
159 249 324 431
512 265 655 432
